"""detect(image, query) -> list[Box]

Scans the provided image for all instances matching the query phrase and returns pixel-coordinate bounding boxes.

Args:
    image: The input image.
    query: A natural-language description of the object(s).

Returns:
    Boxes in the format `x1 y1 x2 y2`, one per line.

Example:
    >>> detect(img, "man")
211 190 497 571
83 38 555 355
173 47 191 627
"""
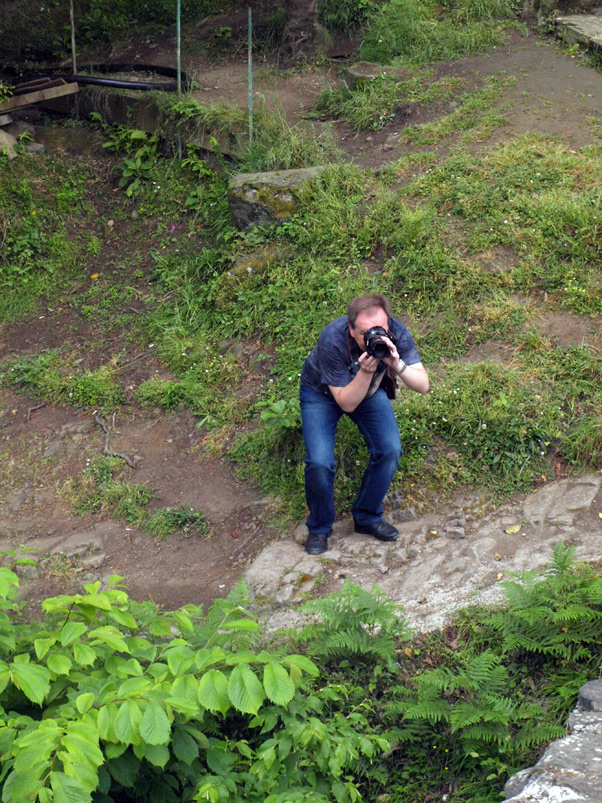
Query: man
299 294 429 555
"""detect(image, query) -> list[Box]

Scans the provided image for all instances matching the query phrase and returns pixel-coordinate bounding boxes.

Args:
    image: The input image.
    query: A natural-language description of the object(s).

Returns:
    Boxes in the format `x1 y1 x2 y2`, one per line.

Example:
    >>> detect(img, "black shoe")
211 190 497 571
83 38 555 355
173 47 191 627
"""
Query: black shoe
354 521 399 542
305 531 330 555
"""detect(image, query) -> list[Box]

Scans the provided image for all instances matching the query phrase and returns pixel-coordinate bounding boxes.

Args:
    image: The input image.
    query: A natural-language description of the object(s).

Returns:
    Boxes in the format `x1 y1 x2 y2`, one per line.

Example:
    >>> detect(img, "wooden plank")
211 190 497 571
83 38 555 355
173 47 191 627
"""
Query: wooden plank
0 82 79 113
13 78 66 96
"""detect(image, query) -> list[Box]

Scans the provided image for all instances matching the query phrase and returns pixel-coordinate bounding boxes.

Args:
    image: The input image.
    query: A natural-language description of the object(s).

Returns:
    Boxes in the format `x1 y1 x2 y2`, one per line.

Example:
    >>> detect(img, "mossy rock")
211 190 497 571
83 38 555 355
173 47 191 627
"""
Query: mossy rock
213 245 281 308
228 166 326 229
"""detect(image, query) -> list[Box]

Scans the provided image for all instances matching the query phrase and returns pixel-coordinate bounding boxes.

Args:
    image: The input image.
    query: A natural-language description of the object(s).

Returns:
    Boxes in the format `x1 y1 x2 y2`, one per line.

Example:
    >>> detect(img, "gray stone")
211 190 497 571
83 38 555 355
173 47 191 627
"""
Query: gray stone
0 114 13 127
25 142 45 155
504 681 602 802
523 475 601 526
446 526 466 539
228 166 326 229
579 680 602 712
3 120 34 138
556 14 602 49
50 532 103 558
0 129 17 159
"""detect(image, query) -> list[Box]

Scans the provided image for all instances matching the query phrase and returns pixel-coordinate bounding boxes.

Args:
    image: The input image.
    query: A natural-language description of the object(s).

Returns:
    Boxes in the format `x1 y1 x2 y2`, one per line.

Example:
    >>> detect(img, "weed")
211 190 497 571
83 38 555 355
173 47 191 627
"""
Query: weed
146 507 208 537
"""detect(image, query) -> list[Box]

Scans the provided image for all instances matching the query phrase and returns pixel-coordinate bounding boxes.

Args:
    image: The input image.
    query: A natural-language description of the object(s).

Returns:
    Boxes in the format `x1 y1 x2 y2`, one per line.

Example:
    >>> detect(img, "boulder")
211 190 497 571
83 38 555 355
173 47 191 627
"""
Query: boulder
0 129 17 159
228 166 326 229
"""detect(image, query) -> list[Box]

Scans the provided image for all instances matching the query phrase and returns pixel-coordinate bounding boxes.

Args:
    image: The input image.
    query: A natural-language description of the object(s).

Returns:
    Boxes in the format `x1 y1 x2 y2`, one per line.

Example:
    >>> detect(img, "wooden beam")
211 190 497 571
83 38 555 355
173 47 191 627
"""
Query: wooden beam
0 82 79 113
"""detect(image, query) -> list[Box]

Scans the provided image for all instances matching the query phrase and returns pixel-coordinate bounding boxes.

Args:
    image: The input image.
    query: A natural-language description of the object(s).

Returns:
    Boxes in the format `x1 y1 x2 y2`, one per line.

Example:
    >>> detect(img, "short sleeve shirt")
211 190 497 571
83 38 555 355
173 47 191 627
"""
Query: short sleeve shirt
300 315 421 396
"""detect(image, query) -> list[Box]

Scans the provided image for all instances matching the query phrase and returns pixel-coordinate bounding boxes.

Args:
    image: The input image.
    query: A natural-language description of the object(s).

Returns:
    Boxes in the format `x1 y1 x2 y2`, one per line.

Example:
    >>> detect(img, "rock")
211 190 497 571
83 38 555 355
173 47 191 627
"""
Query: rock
503 680 602 802
345 62 387 90
0 129 17 159
228 166 326 229
446 526 466 539
523 474 601 526
25 142 45 155
3 120 34 138
556 14 602 48
0 114 13 127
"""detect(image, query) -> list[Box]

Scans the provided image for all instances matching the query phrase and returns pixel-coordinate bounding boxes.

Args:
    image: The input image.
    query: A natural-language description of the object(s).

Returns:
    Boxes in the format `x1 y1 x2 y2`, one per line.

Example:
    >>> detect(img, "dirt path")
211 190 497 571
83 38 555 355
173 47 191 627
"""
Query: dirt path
3 27 602 614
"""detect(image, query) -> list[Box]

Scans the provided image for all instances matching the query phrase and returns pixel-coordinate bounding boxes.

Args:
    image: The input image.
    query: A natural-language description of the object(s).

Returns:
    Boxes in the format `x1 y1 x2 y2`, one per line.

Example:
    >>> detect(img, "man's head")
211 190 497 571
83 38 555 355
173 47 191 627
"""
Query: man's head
347 295 391 353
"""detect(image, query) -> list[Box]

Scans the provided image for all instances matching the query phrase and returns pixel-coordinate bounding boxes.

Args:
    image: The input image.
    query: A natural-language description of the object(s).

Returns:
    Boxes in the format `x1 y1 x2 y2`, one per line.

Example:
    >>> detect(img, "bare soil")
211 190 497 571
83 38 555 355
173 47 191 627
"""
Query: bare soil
3 26 602 612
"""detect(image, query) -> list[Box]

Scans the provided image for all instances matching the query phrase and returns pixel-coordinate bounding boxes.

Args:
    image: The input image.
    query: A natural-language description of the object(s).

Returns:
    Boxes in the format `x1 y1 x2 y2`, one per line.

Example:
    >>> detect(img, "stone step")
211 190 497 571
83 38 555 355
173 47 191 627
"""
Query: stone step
556 13 602 48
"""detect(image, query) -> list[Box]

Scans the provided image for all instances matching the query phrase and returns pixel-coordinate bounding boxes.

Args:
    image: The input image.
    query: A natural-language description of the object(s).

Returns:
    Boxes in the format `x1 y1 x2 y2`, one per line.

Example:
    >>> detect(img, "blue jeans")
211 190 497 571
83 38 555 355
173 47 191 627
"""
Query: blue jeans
299 383 402 535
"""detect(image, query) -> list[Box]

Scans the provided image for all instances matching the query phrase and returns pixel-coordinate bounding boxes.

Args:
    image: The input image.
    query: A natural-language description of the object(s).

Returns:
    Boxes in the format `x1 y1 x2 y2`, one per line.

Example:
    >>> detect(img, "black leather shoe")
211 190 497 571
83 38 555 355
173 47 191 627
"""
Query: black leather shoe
354 521 399 542
305 531 330 555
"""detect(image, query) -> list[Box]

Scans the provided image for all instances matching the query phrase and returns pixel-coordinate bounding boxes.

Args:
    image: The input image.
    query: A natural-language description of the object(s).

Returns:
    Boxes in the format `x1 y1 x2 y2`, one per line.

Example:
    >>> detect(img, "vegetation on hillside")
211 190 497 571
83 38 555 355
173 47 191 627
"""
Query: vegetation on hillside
1 0 602 799
1 544 601 801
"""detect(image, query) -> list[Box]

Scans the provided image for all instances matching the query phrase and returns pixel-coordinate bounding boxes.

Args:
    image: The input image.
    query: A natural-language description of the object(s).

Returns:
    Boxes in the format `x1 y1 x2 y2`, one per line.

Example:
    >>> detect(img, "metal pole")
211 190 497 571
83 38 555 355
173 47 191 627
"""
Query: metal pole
176 0 182 97
177 0 182 159
248 7 253 144
70 0 77 74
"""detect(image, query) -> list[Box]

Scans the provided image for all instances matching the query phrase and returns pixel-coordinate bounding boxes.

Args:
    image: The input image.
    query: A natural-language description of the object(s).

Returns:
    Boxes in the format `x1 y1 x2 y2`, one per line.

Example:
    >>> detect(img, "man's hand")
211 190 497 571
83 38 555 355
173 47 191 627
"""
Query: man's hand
358 351 379 375
380 335 430 394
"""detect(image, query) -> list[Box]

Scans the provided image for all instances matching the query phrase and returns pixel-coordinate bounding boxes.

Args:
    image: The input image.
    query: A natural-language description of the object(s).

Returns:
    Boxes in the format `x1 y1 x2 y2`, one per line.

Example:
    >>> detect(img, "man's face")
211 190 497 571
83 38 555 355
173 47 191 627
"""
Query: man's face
349 307 389 352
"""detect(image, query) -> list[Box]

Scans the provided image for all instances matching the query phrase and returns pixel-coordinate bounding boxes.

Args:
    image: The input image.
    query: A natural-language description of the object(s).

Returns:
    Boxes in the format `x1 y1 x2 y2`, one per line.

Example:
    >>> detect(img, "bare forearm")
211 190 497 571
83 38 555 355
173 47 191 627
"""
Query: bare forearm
329 370 373 412
395 363 430 394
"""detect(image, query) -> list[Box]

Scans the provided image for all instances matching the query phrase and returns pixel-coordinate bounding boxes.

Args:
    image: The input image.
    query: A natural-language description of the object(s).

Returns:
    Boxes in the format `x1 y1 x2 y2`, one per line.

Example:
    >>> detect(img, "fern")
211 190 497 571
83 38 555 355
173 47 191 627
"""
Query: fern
303 580 412 666
487 542 602 663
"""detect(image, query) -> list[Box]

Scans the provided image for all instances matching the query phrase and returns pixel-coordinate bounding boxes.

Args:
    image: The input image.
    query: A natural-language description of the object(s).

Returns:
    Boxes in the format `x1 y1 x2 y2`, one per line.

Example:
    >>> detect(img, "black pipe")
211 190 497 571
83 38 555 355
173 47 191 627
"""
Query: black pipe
21 63 194 92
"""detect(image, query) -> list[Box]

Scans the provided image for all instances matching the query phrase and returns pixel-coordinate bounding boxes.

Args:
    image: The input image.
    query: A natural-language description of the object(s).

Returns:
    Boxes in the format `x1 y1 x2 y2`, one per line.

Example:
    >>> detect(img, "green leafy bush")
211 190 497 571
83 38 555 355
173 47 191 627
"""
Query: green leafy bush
0 574 387 803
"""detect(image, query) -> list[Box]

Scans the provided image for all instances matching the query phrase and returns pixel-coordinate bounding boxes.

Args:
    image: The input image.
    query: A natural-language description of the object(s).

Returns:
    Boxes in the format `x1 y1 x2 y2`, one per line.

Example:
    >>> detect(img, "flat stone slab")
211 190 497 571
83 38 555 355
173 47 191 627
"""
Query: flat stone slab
556 14 602 48
246 473 602 632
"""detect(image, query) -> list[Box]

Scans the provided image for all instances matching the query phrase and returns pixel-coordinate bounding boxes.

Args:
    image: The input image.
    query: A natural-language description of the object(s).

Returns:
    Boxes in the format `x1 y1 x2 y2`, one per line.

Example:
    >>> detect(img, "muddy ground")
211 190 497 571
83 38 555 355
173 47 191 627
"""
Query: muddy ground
2 26 602 613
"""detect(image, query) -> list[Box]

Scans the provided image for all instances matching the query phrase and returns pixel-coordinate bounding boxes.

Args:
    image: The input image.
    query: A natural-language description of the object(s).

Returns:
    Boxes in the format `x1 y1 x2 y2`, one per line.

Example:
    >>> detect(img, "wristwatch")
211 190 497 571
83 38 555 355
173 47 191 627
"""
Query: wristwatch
395 361 408 377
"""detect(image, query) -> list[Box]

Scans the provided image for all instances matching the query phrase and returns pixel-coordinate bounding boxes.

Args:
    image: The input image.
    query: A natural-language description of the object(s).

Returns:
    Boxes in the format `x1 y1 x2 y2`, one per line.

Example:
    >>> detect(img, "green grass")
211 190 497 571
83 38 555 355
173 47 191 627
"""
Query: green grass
66 455 208 536
2 97 602 519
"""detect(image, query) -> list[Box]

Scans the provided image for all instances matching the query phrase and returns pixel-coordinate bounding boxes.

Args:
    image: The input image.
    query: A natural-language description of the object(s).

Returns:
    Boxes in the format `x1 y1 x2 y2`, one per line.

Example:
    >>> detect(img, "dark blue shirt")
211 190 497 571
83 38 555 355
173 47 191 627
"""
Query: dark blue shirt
301 315 421 396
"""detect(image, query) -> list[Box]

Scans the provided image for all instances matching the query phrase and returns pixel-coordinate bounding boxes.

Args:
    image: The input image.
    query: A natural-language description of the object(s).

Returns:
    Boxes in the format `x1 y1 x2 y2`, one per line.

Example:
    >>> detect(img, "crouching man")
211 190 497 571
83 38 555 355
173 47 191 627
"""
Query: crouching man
299 294 429 555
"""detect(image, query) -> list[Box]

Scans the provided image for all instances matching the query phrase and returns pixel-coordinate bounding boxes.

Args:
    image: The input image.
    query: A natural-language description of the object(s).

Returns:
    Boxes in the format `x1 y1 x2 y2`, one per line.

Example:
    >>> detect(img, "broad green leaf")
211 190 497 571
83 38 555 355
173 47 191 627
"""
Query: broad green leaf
198 669 230 714
172 727 199 765
4 768 45 803
139 700 171 746
11 662 51 705
97 704 119 742
104 742 127 759
34 637 57 660
60 622 88 647
171 673 199 704
228 664 265 715
0 568 18 598
166 646 195 676
144 743 170 768
164 696 200 716
171 610 193 633
114 700 142 745
263 663 296 706
89 626 130 654
149 617 172 637
47 653 73 676
282 654 319 677
76 693 95 715
195 647 225 671
117 676 152 698
220 619 261 631
0 666 10 695
105 656 143 677
73 643 96 667
50 770 91 803
106 751 140 788
38 788 53 803
77 592 112 611
106 609 137 629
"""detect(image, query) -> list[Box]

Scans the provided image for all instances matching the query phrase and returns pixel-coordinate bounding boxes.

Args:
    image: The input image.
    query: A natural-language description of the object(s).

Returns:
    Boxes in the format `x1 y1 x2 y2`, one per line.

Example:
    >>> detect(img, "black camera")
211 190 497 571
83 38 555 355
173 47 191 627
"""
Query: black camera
364 326 393 360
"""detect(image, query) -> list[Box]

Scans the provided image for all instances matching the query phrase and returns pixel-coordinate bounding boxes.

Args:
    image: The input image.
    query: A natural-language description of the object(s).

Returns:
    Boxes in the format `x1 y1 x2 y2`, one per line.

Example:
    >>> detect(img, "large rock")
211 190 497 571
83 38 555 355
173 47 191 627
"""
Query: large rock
504 680 602 802
556 14 602 49
228 166 326 229
0 129 17 159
